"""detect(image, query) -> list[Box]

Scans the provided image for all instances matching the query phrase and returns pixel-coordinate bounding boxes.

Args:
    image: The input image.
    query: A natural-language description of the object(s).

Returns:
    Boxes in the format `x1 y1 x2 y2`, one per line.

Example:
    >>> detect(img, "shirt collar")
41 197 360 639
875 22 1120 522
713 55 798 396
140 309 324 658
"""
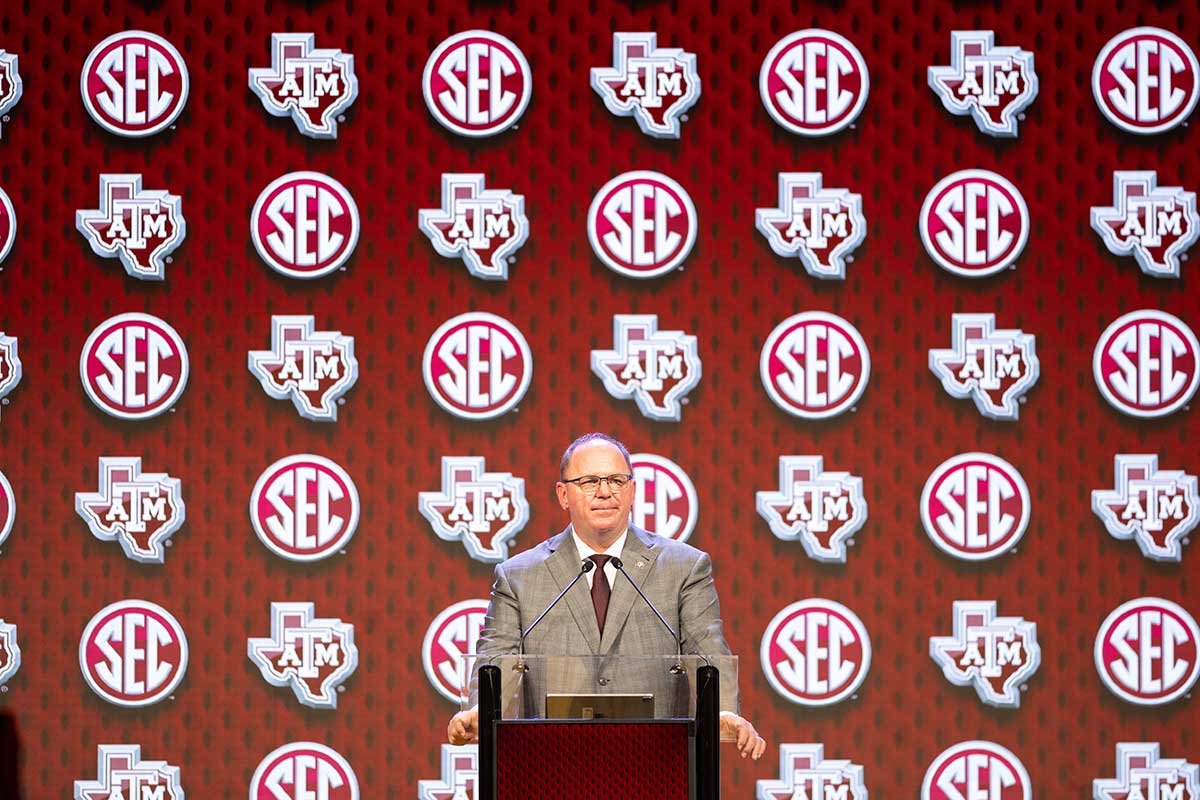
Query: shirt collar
572 527 628 561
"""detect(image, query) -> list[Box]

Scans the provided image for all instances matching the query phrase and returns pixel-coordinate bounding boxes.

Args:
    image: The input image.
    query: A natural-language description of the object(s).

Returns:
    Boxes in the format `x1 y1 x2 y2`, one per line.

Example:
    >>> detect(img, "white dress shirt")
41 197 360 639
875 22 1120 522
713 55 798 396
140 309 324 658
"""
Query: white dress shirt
572 528 627 591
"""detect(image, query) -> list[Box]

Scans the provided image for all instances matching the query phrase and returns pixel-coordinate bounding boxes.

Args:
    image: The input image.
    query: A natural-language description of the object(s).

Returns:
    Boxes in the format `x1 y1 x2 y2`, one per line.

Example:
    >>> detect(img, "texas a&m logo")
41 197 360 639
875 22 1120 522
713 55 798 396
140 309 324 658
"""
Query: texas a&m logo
760 311 871 419
1094 597 1199 706
250 742 360 800
75 456 185 564
920 169 1029 277
251 171 360 279
921 741 1031 800
930 600 1040 709
423 30 531 138
0 50 22 138
591 314 701 422
249 32 358 139
1092 454 1198 562
928 31 1038 138
0 619 19 687
759 29 869 136
756 172 866 280
1093 27 1199 135
0 331 21 416
0 469 13 549
631 453 698 543
418 457 529 563
418 174 529 280
0 185 14 266
80 31 189 137
422 599 489 704
756 455 867 563
920 453 1030 561
80 313 190 420
79 599 189 707
419 745 479 800
928 313 1040 421
756 743 868 800
760 598 871 707
1094 743 1199 800
1093 309 1199 418
1091 171 1198 279
76 173 185 281
247 315 358 422
588 171 697 279
248 602 358 710
590 32 700 139
74 745 184 800
423 312 532 420
250 454 360 563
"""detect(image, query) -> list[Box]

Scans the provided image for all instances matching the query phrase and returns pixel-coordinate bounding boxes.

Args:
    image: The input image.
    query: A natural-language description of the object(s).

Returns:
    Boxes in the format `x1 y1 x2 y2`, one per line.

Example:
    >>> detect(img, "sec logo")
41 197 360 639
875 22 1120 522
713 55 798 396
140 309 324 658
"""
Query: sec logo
920 169 1028 277
423 30 531 138
587 170 697 279
249 742 359 800
0 184 15 266
250 454 360 563
80 312 189 420
0 469 13 549
80 31 188 138
79 599 188 707
921 741 1031 800
760 598 871 706
251 171 360 279
1094 597 1199 706
920 453 1030 561
422 599 489 704
422 312 532 420
1093 309 1199 418
630 453 698 543
760 311 870 419
759 29 869 136
1093 27 1199 135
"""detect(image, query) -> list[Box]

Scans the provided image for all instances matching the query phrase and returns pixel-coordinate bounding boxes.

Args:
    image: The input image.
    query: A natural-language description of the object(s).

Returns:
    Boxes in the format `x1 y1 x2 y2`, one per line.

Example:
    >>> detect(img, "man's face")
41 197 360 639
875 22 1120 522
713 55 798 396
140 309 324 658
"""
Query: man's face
556 441 636 541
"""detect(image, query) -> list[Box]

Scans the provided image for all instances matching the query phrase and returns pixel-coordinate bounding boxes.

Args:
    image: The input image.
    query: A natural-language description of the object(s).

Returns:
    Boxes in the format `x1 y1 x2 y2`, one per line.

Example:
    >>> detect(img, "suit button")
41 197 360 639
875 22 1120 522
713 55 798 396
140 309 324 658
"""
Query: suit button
598 677 609 686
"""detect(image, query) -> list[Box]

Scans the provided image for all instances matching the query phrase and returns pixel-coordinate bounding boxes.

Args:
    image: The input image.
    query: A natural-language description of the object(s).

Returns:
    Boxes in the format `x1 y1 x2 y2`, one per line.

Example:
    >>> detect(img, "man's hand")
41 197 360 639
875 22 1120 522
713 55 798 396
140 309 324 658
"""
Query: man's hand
447 708 479 745
719 711 767 760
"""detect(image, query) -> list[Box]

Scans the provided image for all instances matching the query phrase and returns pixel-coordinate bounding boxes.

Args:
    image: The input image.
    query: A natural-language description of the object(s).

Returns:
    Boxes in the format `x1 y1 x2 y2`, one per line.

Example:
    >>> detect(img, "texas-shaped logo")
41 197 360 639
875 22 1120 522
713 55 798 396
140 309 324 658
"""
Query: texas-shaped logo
591 314 701 422
1091 170 1198 278
928 30 1038 137
0 50 22 138
418 456 530 563
929 600 1041 708
74 456 186 564
419 744 479 800
1092 454 1198 562
756 743 868 800
249 32 358 139
756 455 868 563
418 174 529 280
73 745 184 800
0 331 21 418
590 32 700 139
0 619 19 687
1094 742 1199 800
247 602 358 710
75 173 186 281
928 313 1040 421
756 172 866 280
247 315 358 422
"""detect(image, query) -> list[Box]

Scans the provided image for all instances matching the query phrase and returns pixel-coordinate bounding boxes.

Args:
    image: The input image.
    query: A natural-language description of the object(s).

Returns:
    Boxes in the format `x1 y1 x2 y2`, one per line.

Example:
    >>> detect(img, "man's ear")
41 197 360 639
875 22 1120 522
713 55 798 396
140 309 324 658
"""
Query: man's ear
555 482 569 510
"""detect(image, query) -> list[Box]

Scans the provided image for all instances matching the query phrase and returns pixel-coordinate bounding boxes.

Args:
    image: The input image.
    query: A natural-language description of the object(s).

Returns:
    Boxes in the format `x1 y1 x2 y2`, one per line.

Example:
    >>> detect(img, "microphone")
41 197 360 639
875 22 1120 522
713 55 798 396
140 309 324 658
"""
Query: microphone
611 557 685 671
519 559 595 661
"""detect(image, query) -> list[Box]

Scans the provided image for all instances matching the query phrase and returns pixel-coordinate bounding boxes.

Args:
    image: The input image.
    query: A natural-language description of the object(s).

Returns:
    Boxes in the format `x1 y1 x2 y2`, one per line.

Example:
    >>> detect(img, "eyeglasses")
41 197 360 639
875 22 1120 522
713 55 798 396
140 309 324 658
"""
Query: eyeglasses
560 473 633 494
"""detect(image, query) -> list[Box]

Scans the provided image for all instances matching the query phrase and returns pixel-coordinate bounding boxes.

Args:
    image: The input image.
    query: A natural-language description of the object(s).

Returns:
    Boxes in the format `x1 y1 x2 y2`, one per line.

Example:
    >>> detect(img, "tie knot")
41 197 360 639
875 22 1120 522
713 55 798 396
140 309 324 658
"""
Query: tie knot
589 554 612 570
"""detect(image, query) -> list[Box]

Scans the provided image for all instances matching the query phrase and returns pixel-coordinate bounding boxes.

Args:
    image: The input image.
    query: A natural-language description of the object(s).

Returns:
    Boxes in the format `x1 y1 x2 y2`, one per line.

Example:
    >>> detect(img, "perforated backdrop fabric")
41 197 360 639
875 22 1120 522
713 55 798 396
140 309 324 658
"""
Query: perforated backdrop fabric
0 0 1198 798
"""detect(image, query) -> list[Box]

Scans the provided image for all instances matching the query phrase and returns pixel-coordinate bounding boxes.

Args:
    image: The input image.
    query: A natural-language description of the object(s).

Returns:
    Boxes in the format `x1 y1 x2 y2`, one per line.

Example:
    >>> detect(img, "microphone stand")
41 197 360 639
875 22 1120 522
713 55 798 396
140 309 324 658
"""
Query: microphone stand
611 558 686 674
516 559 595 672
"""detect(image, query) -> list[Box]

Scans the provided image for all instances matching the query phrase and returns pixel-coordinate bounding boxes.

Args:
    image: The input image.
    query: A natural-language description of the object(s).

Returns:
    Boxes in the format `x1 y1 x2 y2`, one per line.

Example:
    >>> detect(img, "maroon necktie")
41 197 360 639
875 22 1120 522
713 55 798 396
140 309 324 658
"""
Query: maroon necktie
589 555 612 635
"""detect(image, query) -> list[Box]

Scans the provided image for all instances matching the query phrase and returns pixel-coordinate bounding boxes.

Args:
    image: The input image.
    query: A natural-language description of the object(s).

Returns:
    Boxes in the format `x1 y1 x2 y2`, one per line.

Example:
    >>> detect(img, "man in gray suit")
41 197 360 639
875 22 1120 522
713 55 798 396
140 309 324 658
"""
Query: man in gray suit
447 432 766 760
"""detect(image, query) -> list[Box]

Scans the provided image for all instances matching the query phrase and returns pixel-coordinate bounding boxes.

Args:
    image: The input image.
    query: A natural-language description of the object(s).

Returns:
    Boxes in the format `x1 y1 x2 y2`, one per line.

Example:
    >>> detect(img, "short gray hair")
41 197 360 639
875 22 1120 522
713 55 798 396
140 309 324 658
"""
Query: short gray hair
559 432 633 480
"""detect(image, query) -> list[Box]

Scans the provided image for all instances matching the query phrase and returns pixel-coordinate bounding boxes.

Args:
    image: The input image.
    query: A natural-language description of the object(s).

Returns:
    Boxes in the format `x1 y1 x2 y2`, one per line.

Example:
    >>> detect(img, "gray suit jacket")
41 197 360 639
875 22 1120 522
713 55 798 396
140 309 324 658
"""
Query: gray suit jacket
475 524 736 715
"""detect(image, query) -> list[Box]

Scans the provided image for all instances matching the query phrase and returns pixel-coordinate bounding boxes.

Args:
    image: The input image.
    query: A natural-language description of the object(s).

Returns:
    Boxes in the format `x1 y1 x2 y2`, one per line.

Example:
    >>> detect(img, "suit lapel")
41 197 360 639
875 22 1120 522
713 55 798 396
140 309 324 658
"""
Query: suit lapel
541 525 602 654
599 526 661 654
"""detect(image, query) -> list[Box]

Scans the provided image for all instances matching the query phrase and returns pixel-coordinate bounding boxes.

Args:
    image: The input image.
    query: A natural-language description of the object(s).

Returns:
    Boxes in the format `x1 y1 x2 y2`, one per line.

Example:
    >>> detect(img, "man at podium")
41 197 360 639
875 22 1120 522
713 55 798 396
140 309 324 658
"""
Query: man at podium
447 432 766 761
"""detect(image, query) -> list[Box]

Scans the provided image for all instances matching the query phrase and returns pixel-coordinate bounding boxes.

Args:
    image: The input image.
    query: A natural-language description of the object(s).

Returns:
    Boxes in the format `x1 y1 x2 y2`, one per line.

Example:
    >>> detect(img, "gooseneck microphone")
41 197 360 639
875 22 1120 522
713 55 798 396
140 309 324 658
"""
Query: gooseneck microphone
519 559 595 659
611 557 684 670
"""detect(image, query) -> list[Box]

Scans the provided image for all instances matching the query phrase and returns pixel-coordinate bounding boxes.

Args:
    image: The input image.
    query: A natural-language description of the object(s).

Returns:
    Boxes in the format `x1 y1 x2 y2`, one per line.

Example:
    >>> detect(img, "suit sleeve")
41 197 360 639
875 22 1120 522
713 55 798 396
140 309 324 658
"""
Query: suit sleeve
678 550 739 713
467 562 521 707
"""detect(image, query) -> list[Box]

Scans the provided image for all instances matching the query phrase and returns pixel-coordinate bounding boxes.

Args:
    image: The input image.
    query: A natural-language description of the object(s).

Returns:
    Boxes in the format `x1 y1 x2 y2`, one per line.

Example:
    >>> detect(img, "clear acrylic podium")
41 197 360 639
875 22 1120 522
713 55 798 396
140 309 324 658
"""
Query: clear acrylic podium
464 655 737 800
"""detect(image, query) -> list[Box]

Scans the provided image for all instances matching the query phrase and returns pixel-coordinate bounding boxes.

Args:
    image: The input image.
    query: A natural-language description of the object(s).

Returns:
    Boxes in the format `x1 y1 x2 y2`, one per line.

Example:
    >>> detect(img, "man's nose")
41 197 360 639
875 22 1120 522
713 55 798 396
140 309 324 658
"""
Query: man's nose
595 479 614 498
